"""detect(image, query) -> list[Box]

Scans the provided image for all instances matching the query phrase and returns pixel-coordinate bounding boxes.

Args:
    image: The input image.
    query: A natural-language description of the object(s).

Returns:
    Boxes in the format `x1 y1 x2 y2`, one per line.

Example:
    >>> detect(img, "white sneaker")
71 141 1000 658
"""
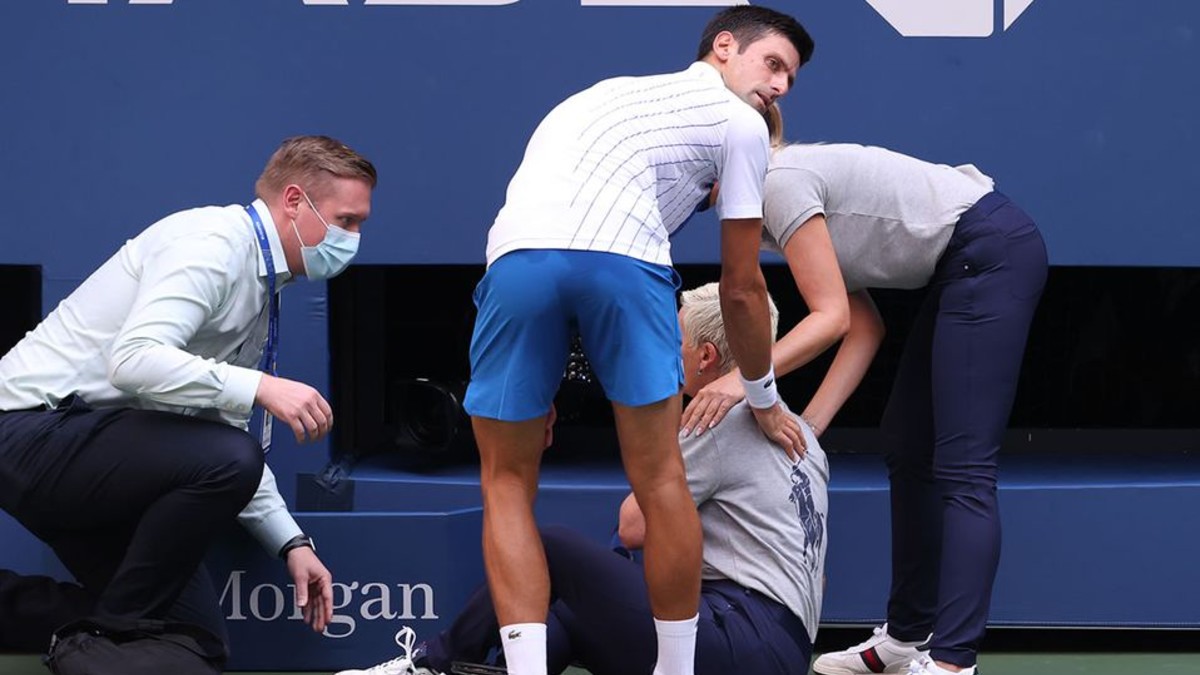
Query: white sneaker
903 654 976 675
333 626 444 675
812 624 929 674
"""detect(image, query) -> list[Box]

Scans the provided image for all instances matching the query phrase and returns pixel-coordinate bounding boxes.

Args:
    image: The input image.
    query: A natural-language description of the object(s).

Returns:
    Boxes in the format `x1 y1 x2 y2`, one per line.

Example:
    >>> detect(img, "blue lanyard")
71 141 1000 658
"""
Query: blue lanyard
245 204 279 376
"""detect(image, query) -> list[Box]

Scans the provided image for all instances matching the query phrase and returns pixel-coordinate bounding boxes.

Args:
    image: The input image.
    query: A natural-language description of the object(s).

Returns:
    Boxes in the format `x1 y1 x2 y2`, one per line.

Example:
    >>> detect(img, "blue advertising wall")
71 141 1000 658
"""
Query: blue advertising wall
2 0 1199 272
2 0 1199 669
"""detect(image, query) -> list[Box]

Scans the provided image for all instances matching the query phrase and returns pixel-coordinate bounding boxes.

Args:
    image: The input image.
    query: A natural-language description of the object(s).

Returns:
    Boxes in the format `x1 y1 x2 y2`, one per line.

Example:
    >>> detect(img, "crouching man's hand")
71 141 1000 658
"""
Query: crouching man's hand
285 547 333 633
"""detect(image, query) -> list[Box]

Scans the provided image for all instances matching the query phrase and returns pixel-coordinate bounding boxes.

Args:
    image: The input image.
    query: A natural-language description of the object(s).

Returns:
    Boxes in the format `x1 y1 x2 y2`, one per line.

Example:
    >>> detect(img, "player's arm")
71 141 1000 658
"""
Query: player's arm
714 106 774 383
719 218 803 459
718 217 774 382
713 107 804 457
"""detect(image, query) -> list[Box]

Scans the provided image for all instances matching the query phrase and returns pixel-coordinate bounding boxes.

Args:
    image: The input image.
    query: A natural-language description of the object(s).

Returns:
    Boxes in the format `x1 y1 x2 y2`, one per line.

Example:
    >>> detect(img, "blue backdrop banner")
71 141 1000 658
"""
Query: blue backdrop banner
1 0 1197 271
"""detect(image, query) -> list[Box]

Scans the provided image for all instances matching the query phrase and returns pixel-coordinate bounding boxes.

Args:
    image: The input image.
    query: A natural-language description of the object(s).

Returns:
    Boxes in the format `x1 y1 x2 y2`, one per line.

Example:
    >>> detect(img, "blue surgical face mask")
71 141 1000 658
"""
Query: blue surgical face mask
292 191 360 280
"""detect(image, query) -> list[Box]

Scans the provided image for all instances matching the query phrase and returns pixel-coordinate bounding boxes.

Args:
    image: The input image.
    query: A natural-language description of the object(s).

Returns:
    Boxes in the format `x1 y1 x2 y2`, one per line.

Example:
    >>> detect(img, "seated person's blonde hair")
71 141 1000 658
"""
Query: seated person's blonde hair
679 282 779 374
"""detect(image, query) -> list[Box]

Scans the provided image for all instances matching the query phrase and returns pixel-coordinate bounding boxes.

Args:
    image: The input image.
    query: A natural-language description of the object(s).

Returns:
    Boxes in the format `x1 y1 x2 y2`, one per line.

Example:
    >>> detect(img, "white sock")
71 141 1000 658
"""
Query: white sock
499 622 547 675
652 614 698 675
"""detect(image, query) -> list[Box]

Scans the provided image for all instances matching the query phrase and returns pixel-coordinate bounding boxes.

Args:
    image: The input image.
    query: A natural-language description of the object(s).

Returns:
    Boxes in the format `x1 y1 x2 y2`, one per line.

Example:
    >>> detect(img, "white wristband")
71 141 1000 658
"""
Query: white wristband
740 365 779 409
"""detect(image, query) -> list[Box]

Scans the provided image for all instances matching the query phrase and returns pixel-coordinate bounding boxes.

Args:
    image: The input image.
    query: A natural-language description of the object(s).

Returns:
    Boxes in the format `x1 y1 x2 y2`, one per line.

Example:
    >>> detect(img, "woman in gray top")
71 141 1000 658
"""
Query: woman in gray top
682 111 1047 675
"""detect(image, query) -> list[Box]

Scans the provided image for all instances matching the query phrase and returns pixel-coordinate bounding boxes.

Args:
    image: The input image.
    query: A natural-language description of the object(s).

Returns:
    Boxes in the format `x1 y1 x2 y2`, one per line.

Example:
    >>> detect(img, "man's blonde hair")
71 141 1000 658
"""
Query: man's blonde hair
680 282 779 374
255 135 377 201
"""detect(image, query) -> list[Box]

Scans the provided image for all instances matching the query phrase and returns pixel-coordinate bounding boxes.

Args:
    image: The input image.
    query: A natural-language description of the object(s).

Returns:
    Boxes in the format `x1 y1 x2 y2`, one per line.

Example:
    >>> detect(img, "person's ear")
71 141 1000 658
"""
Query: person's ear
699 341 721 371
711 31 737 63
282 184 305 220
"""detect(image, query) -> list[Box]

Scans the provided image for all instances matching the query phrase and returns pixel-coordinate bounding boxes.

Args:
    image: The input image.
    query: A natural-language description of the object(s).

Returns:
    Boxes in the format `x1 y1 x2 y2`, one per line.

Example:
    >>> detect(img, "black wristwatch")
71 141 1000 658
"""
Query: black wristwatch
278 533 316 559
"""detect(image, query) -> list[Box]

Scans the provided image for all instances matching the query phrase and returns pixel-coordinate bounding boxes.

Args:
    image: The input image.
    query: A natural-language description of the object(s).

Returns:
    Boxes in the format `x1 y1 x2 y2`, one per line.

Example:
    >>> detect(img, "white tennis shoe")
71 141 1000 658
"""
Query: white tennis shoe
333 626 443 675
812 624 930 674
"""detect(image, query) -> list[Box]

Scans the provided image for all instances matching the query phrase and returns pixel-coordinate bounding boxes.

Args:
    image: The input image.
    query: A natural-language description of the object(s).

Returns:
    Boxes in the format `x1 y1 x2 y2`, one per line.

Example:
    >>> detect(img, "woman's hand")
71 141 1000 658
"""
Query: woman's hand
681 370 745 437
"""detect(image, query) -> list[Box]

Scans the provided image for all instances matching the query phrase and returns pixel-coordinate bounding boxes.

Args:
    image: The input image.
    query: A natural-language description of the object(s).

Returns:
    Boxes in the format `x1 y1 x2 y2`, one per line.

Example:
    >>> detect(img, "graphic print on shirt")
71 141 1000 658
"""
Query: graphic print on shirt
788 461 825 573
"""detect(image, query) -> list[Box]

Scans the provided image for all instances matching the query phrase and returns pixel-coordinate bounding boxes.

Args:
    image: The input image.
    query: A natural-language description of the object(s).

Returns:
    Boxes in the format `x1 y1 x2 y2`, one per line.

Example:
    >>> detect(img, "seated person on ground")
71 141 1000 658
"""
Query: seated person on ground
335 281 829 675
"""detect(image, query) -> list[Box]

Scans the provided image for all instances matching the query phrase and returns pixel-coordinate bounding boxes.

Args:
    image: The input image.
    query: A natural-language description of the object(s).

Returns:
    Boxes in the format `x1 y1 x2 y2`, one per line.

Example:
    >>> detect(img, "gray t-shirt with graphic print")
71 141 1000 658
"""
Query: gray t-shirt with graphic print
762 143 994 291
681 401 829 643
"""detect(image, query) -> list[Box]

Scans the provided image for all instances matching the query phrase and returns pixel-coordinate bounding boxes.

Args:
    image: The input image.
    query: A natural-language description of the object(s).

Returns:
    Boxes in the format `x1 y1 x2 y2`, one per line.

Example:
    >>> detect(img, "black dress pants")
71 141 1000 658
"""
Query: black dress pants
0 396 264 652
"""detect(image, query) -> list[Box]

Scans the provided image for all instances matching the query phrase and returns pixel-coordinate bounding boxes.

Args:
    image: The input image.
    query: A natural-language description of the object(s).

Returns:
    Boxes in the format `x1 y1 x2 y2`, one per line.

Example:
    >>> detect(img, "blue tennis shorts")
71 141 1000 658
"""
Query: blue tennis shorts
463 249 684 422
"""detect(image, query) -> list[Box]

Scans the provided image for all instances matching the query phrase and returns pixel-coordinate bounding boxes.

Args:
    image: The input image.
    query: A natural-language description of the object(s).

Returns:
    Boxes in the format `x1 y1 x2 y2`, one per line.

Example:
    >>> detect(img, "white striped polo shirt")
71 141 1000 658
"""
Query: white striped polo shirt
486 61 770 267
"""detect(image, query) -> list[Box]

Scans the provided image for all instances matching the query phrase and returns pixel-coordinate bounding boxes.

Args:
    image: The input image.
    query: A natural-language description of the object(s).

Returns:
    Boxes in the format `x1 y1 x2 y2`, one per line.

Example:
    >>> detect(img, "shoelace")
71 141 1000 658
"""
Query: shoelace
905 656 934 675
850 624 889 650
363 626 419 674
